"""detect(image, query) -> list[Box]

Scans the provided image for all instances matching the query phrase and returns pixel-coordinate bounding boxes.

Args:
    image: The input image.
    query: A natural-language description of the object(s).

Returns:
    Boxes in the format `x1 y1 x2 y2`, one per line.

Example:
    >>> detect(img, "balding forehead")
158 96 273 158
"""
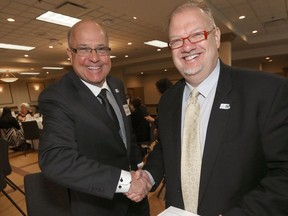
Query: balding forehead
68 20 109 45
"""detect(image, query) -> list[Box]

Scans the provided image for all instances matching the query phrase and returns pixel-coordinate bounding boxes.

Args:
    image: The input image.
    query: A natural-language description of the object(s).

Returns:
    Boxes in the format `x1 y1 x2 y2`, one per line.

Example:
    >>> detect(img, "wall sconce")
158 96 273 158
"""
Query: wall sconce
33 85 40 91
0 72 19 82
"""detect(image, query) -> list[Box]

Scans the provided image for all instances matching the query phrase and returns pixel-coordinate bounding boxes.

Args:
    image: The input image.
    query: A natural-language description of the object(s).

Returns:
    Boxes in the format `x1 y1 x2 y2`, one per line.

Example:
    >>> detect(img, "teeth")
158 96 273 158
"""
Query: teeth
87 66 100 70
185 54 198 61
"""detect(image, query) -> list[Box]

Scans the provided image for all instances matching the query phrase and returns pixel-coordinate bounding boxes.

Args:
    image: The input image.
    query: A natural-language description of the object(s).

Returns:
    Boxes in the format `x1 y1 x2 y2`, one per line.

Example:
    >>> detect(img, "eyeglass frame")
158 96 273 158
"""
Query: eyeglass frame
69 46 112 56
167 27 216 50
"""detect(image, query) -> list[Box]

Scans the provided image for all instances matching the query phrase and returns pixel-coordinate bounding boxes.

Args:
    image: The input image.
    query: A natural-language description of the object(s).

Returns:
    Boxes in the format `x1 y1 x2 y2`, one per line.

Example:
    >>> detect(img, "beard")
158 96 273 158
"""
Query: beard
182 64 203 76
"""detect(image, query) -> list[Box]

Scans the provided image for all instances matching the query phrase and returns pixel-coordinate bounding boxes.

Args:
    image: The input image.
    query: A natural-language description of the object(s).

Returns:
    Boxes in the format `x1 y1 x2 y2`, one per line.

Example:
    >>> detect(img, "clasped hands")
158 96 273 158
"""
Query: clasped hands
125 169 152 202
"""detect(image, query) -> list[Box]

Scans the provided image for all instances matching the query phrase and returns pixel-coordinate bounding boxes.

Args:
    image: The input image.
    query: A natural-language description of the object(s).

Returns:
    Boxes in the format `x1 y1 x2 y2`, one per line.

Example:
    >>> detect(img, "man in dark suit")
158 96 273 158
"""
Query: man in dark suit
143 0 288 215
38 20 151 216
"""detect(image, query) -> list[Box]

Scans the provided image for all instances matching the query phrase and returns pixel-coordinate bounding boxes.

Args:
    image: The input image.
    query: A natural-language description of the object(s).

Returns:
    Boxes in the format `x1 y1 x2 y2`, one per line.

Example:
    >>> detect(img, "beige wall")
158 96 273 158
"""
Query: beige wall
0 79 55 111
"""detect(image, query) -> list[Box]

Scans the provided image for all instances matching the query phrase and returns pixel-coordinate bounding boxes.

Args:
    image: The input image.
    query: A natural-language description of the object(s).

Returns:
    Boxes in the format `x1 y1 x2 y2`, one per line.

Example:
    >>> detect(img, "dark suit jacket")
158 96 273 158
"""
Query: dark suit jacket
144 61 288 215
38 71 148 216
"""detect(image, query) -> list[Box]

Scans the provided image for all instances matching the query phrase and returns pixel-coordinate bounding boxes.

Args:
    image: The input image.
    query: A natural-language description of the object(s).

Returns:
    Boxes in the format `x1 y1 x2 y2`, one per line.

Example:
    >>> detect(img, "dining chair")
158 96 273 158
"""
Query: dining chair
0 138 26 216
24 172 72 216
21 120 40 151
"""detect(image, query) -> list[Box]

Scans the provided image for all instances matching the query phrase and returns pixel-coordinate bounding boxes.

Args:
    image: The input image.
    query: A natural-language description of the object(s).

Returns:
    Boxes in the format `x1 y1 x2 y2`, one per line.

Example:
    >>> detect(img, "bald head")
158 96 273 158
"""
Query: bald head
68 20 109 48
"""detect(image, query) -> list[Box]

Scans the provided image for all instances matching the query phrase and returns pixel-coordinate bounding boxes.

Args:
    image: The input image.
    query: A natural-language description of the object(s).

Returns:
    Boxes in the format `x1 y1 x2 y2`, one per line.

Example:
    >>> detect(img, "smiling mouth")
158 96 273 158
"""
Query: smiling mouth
87 66 101 70
183 54 199 61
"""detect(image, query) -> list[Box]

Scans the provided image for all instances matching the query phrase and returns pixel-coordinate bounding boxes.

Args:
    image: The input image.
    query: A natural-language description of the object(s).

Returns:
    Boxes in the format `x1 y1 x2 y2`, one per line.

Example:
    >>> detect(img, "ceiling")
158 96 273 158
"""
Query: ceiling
0 0 288 81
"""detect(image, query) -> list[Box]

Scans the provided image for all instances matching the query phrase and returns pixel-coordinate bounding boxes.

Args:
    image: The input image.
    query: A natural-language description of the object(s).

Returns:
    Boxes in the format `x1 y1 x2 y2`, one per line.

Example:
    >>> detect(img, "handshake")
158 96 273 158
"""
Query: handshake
125 169 152 202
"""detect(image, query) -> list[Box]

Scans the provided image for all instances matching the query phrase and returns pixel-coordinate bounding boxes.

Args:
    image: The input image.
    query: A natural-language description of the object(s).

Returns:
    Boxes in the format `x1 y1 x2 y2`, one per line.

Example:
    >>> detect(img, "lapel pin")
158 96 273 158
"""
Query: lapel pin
220 103 230 110
115 89 119 93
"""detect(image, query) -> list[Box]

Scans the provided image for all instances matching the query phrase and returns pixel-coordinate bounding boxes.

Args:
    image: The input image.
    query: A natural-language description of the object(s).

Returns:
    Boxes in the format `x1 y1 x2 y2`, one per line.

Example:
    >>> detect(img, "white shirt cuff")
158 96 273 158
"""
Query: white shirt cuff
115 170 131 193
144 170 155 186
137 161 144 169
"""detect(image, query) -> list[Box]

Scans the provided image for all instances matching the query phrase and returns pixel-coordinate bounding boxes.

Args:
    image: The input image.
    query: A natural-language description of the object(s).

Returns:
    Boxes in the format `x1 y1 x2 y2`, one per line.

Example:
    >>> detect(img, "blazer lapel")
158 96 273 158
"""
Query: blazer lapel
106 76 132 152
199 62 233 204
68 72 124 144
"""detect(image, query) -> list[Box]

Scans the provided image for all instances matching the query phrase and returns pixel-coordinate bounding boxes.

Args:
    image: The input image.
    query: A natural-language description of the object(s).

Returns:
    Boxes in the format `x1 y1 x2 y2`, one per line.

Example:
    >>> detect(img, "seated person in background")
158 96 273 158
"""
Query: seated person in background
0 107 26 150
16 102 33 122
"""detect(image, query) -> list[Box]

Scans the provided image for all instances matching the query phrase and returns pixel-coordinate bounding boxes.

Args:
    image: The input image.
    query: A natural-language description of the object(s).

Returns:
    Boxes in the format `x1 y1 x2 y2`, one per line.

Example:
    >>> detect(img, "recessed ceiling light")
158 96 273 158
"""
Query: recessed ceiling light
239 16 245 20
24 54 29 57
20 72 40 75
265 57 270 60
125 55 129 58
7 18 15 22
42 67 63 70
0 43 35 51
157 49 161 51
110 56 116 59
252 30 258 34
49 45 53 48
128 42 132 45
133 17 137 20
36 11 81 27
144 40 168 48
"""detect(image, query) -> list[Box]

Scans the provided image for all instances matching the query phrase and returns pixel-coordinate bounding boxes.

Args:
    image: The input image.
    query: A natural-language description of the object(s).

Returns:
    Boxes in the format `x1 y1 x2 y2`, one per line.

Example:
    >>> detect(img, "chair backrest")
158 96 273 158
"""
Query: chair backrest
21 121 40 140
0 139 8 190
24 172 72 216
0 138 12 176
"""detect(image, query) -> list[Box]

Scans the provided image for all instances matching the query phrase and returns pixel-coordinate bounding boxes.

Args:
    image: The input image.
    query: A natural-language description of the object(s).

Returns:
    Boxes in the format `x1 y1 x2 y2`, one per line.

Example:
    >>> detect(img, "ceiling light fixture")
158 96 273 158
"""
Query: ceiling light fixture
36 11 81 27
7 18 15 22
0 72 18 82
42 67 63 70
19 72 40 75
144 40 168 48
0 43 35 51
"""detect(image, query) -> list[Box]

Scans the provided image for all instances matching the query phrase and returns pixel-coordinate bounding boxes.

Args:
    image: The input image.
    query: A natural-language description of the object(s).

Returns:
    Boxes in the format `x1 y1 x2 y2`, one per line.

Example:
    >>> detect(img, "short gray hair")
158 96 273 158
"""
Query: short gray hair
168 0 216 28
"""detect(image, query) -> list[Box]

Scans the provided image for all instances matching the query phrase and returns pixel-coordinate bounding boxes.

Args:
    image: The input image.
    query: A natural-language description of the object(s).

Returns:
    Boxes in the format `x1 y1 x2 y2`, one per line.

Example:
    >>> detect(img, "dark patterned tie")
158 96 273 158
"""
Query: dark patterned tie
98 89 120 131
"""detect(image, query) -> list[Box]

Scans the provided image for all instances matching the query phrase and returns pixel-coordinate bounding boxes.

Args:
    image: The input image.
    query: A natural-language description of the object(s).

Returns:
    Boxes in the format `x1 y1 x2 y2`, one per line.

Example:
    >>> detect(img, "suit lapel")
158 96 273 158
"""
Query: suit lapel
199 63 233 204
69 72 124 145
106 76 132 152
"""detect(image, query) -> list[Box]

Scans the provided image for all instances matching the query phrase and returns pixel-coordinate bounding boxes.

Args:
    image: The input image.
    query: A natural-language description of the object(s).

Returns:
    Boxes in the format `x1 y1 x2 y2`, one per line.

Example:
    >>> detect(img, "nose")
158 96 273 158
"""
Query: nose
88 49 100 61
182 38 197 51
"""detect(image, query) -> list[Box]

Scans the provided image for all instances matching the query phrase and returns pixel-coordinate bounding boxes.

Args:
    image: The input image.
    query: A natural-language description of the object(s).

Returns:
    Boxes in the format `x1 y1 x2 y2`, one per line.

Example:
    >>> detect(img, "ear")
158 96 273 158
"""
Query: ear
66 48 73 63
214 27 221 49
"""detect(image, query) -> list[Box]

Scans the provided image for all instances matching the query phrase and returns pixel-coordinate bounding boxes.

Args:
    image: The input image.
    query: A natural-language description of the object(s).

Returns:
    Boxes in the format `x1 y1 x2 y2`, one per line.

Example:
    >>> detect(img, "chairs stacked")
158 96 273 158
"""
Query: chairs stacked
24 172 72 216
0 138 26 216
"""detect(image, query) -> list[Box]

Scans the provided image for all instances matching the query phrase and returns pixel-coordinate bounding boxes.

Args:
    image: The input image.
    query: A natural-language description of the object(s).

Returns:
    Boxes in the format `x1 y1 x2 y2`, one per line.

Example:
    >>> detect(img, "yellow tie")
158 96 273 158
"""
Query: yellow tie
181 88 201 213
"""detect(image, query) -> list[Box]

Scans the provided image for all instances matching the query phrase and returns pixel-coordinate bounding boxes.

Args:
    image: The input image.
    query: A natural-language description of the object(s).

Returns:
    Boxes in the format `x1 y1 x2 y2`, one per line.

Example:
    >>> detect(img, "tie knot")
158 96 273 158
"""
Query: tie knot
189 88 199 104
191 88 199 98
99 88 107 98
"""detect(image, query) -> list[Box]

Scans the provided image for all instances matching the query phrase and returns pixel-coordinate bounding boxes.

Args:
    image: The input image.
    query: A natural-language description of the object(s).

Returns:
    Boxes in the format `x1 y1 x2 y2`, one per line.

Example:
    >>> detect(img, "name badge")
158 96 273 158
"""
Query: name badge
219 103 231 110
123 104 131 116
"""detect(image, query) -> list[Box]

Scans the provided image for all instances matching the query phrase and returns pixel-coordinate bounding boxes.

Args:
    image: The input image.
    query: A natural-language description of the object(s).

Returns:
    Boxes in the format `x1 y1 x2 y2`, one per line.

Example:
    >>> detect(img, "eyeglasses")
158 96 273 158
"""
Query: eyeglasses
70 46 111 56
167 27 216 50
